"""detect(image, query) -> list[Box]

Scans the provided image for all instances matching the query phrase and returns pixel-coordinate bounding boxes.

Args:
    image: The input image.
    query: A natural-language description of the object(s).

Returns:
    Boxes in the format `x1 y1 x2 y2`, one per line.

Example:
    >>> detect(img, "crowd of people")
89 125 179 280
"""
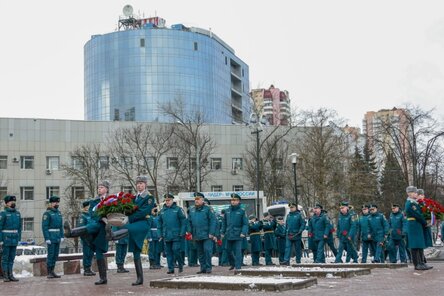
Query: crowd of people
0 178 442 285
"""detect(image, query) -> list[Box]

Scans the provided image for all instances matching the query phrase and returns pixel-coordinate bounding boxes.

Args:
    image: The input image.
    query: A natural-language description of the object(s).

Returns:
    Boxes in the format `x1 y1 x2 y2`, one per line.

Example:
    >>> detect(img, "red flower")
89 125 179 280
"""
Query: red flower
185 233 193 241
342 230 348 236
217 239 223 246
308 233 313 238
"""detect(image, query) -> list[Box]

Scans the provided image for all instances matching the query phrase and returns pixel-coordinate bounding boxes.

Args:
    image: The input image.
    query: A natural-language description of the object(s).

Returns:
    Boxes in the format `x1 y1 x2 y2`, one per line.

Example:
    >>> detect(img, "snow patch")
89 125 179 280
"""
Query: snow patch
169 275 309 284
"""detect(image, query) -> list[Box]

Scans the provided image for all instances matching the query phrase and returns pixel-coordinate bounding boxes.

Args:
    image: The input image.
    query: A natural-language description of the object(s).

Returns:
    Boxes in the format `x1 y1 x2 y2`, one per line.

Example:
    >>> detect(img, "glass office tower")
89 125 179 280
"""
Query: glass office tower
84 19 250 124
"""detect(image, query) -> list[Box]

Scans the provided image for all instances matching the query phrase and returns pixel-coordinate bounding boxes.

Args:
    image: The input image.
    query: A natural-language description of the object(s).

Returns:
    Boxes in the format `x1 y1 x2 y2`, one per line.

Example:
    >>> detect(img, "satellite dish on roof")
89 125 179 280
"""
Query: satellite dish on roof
123 5 134 17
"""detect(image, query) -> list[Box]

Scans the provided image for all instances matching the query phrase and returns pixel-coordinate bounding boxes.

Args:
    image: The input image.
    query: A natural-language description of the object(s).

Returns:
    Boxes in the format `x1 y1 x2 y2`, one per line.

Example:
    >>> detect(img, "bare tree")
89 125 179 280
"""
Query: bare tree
107 123 175 202
295 108 351 210
160 97 216 192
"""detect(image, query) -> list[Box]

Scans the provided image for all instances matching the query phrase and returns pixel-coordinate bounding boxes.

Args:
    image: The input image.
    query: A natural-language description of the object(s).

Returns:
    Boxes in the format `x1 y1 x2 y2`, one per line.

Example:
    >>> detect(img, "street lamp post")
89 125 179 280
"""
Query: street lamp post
196 138 200 192
290 153 298 208
250 113 265 218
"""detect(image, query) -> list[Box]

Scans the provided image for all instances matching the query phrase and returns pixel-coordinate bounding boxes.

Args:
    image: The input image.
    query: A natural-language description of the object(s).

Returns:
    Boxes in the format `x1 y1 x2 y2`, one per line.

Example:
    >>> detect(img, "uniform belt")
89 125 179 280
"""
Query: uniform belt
151 228 158 231
407 218 416 221
2 230 18 233
263 230 274 234
49 229 60 232
249 232 261 235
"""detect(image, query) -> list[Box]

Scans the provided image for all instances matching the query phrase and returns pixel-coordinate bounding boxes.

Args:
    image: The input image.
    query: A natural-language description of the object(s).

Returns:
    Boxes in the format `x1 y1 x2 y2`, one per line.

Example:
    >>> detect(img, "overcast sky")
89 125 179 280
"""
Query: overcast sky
1 0 444 128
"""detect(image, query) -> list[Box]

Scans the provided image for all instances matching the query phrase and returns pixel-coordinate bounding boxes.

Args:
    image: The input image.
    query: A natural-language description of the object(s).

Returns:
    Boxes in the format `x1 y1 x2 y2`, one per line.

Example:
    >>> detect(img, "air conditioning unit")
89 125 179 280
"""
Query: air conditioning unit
231 169 237 175
45 169 52 175
12 157 19 163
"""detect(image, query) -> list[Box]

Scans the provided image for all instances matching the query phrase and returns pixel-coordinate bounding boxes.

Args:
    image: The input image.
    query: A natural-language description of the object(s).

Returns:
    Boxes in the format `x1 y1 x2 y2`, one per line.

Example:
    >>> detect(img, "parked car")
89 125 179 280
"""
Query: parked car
16 245 47 256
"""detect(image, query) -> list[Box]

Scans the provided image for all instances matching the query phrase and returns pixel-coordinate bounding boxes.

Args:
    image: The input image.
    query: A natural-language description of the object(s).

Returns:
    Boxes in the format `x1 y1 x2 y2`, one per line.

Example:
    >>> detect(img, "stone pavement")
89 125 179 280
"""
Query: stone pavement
2 262 443 296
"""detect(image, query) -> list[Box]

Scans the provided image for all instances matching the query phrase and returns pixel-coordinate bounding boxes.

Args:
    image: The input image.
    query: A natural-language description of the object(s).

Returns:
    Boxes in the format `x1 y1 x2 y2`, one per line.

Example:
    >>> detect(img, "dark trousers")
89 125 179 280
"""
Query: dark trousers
226 239 243 269
389 239 407 263
149 240 161 266
284 239 302 263
313 239 326 263
1 246 17 274
277 238 286 263
47 243 60 269
165 241 183 272
335 240 357 263
115 243 128 265
82 240 94 268
361 240 374 263
196 239 213 272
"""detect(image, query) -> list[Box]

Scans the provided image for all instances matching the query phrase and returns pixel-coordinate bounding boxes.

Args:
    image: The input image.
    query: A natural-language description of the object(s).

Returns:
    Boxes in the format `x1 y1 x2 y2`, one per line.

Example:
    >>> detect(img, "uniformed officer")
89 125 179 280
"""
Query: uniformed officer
221 193 248 271
64 180 112 285
274 216 286 264
79 200 95 276
217 209 229 266
147 207 162 269
345 205 359 263
158 193 186 274
262 212 277 265
282 202 306 265
388 204 407 263
0 195 21 282
334 201 358 263
42 195 64 278
417 189 433 252
404 186 432 270
188 192 217 274
248 215 262 266
106 176 156 285
185 208 198 267
308 203 330 263
368 204 389 263
358 204 373 263
324 209 338 258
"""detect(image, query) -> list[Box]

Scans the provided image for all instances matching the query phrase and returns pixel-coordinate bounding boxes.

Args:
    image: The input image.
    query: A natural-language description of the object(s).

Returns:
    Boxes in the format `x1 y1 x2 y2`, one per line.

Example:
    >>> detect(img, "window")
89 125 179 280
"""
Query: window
21 218 34 232
211 158 222 170
99 156 109 169
190 158 197 170
232 158 243 170
194 42 198 51
0 155 7 169
46 156 60 170
121 185 134 194
167 157 178 170
72 157 83 170
147 186 156 195
20 187 34 200
0 187 7 198
121 156 133 169
167 186 179 195
242 68 244 77
225 56 227 65
46 186 60 200
140 38 145 47
211 185 223 192
146 156 156 169
20 156 34 169
233 185 244 191
72 186 85 199
114 109 120 121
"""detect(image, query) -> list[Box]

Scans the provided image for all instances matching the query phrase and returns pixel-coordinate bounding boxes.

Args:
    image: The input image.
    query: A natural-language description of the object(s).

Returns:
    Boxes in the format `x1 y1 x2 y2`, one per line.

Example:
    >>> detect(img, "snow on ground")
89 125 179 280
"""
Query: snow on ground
241 266 364 272
169 275 308 284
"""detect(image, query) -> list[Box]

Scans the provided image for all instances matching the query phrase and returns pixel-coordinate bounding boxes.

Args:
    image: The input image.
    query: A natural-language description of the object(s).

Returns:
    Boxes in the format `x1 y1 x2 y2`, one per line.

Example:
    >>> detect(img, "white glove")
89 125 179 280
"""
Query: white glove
122 216 129 225
101 217 108 224
60 238 64 243
0 241 3 246
148 238 153 242
46 240 51 245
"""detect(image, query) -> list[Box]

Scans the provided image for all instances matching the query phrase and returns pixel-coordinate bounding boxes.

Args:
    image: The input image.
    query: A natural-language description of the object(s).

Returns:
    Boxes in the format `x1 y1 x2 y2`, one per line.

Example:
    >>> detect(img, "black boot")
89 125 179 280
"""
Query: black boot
149 259 155 270
419 249 433 269
84 267 96 276
8 270 19 282
132 258 143 286
3 270 10 282
117 264 129 273
105 224 129 241
95 259 107 285
64 221 88 238
47 267 61 279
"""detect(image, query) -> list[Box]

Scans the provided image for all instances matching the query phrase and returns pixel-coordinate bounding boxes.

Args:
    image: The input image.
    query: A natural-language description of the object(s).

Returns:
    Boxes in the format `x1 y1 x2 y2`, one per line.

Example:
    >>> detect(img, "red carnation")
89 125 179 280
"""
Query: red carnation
342 230 348 236
217 239 223 246
185 233 193 241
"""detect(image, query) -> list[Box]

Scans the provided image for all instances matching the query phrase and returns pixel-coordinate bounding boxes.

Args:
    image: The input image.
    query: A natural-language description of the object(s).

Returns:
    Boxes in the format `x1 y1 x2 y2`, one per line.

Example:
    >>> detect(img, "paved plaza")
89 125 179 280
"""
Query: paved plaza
1 261 443 296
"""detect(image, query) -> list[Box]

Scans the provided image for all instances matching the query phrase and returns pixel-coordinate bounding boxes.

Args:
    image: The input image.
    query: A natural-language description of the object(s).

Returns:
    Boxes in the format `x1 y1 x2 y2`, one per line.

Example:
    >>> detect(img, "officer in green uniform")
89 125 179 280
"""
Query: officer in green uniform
42 195 64 278
106 176 156 285
188 192 217 274
335 201 358 263
417 189 433 251
282 202 306 265
404 186 432 270
64 180 111 285
368 204 389 263
248 215 262 266
221 193 248 271
358 205 373 263
158 193 186 274
275 216 286 264
79 200 95 276
324 209 338 258
262 212 277 265
217 209 229 266
388 204 407 263
308 203 330 263
0 195 21 282
186 208 199 267
147 207 162 269
345 205 359 263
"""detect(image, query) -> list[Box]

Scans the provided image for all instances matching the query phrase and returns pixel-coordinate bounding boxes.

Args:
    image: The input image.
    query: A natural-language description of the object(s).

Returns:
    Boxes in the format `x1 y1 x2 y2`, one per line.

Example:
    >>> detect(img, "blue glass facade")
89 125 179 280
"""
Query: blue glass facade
84 26 250 124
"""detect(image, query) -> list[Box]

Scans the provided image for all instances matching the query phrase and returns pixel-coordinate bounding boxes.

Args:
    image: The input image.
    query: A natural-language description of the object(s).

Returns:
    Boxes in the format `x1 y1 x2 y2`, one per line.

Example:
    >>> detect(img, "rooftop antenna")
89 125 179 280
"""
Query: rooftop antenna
123 4 133 17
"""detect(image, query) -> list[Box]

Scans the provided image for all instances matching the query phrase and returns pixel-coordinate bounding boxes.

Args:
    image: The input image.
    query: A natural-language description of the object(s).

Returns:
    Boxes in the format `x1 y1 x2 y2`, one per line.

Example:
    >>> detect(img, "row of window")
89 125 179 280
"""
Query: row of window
0 155 250 171
0 184 245 201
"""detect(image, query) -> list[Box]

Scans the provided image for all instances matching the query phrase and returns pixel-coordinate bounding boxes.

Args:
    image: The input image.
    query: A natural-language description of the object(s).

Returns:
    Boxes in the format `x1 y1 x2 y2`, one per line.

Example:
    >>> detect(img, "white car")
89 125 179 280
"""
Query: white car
16 245 47 256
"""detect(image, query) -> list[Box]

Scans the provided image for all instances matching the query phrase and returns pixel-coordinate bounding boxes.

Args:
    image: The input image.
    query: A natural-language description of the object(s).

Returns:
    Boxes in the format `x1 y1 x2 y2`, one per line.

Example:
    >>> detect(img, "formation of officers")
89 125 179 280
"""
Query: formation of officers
0 181 440 284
